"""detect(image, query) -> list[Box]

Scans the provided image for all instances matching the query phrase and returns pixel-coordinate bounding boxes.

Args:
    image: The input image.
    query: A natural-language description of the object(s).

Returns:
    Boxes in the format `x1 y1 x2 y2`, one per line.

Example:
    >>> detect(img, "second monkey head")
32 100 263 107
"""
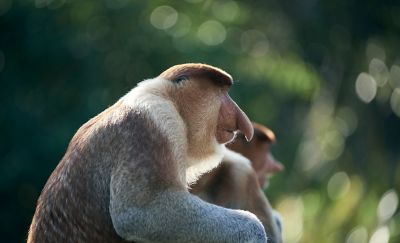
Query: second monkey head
227 122 284 187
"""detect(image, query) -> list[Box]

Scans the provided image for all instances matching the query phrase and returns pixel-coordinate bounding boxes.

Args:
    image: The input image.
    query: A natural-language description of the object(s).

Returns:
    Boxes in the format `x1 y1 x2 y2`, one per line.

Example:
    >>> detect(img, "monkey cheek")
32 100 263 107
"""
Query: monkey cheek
216 130 236 144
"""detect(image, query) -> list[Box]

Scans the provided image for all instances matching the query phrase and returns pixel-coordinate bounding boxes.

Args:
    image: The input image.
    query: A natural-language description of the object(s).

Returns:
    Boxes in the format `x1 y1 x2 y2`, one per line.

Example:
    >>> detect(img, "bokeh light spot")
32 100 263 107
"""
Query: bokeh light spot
355 72 377 103
223 27 243 54
266 13 292 39
250 41 270 58
346 226 368 243
377 189 399 223
336 107 358 136
369 226 390 243
240 29 266 52
212 0 239 22
277 196 304 243
389 65 400 88
369 58 389 87
376 82 393 104
327 171 351 200
335 117 352 137
302 191 321 219
197 20 226 46
298 139 322 172
150 6 178 30
166 13 192 38
320 130 345 161
390 88 400 118
69 2 96 23
366 41 386 62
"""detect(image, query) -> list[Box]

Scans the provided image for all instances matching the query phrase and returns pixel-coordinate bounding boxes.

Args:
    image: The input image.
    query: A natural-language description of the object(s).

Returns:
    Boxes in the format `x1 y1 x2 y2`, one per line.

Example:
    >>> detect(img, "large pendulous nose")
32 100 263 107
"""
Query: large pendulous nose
217 94 254 144
235 103 254 141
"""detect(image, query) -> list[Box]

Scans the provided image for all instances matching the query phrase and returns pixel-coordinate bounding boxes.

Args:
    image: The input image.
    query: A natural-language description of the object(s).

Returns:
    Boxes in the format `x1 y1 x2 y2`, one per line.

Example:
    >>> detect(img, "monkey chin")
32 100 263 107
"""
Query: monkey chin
216 130 237 144
186 142 225 185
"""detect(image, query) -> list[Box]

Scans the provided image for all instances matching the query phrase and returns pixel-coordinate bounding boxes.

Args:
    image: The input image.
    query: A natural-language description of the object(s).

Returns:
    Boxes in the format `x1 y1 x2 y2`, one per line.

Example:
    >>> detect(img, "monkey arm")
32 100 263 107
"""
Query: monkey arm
191 150 282 243
109 167 267 243
272 210 283 233
247 179 283 243
227 152 282 243
101 106 266 243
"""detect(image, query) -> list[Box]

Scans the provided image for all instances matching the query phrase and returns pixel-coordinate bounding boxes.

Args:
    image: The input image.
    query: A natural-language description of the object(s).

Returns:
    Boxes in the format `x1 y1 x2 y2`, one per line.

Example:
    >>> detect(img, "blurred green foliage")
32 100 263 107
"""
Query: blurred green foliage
1 0 400 242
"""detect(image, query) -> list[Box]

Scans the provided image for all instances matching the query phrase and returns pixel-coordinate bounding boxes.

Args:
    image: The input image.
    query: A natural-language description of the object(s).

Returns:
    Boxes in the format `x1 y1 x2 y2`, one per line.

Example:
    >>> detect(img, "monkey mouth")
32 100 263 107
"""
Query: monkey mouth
216 129 237 144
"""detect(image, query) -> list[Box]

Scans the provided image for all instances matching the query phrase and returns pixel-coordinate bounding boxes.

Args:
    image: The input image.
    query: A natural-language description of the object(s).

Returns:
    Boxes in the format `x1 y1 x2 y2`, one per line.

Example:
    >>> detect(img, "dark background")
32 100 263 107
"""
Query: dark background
1 0 399 242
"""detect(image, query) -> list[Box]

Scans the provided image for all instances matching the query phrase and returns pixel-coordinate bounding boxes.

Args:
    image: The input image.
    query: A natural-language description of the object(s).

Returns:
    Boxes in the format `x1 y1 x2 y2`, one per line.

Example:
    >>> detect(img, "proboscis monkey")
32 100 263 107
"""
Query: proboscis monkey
191 123 284 243
229 123 284 188
27 64 268 243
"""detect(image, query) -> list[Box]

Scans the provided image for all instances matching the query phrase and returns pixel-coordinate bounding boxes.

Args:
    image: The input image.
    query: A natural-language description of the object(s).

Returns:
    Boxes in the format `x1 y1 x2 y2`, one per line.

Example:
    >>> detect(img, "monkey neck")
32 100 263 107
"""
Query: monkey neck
186 143 225 186
122 77 225 187
122 79 188 185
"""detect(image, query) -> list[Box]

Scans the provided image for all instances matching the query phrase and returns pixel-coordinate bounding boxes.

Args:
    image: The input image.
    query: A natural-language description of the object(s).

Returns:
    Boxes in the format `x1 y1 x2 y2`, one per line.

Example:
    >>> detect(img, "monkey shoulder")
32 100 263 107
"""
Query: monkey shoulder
30 102 176 243
192 150 255 206
222 149 254 178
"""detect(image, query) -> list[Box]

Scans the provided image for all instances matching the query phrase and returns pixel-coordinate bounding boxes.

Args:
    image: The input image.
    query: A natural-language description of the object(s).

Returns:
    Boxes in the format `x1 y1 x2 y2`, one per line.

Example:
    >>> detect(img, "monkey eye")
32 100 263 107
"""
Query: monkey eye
172 75 189 84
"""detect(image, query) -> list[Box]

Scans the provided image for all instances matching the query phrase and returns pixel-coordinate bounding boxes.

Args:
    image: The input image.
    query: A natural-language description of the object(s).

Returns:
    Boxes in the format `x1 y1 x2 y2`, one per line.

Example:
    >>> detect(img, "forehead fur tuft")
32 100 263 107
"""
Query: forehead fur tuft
159 63 233 87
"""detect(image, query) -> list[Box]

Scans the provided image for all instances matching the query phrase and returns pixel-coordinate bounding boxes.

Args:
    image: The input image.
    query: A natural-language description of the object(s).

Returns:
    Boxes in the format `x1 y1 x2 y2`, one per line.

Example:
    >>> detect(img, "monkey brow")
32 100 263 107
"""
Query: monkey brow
206 71 233 87
159 64 233 87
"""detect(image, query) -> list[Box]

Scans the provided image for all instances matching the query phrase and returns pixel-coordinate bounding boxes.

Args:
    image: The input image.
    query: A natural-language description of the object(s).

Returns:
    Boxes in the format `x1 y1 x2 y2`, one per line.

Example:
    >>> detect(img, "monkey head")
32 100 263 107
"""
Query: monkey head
123 63 253 184
159 64 253 160
227 122 284 187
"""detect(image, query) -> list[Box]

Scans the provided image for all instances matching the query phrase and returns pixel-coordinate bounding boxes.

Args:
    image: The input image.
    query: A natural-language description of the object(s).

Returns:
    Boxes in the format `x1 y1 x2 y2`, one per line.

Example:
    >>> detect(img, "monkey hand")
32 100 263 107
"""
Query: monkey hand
233 209 269 243
111 190 268 243
272 210 283 234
